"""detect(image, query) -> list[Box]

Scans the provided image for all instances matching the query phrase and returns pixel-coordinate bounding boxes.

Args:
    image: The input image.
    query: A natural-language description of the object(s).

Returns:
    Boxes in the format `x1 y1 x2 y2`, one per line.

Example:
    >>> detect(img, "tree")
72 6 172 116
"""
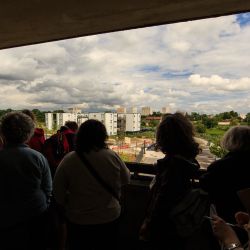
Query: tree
245 113 250 125
189 112 201 121
149 120 160 128
202 117 217 129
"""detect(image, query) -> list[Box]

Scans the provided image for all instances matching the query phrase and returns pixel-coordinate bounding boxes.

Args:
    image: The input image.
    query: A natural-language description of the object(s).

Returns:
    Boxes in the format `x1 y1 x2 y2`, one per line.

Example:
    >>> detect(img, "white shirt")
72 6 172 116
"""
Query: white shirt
53 149 130 225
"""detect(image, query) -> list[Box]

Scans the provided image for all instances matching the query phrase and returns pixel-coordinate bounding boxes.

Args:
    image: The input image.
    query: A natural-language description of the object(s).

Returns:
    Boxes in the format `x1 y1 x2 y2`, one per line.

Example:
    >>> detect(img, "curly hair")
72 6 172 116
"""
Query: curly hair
156 112 200 158
221 126 250 152
0 112 35 144
75 119 108 153
22 109 36 122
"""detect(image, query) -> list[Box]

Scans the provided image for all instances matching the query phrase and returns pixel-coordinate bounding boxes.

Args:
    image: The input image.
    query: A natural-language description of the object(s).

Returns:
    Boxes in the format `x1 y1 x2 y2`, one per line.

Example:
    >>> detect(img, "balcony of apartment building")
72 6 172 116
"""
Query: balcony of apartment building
1 0 250 249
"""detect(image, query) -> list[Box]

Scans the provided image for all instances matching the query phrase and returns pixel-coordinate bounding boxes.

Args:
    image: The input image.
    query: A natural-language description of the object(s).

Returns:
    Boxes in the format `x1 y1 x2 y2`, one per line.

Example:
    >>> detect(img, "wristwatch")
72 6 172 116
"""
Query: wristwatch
224 243 242 250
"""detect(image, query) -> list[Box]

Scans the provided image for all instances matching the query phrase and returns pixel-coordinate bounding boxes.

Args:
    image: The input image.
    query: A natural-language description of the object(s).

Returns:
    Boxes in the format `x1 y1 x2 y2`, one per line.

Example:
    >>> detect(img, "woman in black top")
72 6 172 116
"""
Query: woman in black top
140 112 201 250
200 126 250 224
200 126 250 246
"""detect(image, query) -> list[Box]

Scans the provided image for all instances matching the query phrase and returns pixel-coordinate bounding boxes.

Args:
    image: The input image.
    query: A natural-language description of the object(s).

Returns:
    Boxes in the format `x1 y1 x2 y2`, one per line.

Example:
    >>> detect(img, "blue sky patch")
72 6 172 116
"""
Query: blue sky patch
140 65 160 72
236 13 250 27
161 70 192 79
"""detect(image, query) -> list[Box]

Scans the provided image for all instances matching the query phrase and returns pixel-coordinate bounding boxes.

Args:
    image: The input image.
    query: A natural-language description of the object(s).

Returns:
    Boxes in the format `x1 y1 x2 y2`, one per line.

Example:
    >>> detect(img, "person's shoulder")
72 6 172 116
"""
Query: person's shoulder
207 153 233 170
96 148 125 164
62 151 77 162
22 145 48 163
94 148 117 157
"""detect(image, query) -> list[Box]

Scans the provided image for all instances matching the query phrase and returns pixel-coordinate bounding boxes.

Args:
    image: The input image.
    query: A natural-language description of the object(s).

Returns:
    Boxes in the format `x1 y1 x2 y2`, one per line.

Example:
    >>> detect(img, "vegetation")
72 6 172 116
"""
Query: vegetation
118 153 136 162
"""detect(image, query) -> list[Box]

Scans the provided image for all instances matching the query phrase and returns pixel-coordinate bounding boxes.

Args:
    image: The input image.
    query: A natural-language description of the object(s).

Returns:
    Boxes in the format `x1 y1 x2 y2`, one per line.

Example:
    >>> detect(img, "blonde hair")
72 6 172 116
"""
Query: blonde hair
221 126 250 152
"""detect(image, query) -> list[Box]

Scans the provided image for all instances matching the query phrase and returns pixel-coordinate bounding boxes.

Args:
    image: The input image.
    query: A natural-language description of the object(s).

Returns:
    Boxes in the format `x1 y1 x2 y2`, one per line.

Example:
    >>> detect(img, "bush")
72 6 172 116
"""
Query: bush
209 142 227 158
195 123 206 133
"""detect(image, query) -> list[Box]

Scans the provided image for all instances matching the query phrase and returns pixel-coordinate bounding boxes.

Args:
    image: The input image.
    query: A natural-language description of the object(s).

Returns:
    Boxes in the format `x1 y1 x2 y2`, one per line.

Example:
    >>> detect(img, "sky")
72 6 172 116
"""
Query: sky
0 13 250 114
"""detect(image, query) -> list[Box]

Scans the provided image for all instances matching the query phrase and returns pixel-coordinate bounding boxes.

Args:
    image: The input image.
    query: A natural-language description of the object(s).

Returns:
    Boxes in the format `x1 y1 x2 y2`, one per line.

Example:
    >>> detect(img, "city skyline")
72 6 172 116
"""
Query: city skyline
0 13 250 113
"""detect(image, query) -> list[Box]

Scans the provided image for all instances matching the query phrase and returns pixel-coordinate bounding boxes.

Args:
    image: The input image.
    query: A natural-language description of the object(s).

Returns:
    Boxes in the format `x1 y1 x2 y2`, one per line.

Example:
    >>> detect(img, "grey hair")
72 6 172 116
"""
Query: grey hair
0 112 35 144
221 126 250 152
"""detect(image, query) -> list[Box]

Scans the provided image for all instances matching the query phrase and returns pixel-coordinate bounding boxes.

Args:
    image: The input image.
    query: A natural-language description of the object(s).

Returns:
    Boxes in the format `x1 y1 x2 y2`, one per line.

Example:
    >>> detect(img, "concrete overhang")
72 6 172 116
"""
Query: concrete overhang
0 0 250 50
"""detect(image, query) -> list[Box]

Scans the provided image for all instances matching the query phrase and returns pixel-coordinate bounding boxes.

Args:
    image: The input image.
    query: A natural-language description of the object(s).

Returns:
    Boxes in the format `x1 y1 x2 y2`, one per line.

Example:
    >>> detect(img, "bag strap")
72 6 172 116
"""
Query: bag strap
76 151 120 202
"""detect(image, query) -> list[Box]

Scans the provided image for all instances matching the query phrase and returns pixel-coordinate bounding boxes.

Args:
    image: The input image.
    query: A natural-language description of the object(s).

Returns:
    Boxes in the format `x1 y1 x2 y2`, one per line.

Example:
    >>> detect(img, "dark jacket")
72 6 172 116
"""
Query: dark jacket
146 155 200 246
0 144 52 228
200 151 250 223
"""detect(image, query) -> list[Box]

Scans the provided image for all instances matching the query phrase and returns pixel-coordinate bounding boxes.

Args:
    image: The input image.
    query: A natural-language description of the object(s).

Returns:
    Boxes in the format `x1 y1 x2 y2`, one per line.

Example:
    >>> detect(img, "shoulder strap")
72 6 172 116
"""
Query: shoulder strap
76 151 120 202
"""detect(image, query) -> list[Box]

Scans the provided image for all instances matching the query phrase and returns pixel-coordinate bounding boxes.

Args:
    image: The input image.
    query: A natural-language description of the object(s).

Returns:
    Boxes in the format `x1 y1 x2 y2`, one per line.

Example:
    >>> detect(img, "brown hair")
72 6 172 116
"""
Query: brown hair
156 112 200 159
22 109 36 122
0 112 35 144
76 119 108 153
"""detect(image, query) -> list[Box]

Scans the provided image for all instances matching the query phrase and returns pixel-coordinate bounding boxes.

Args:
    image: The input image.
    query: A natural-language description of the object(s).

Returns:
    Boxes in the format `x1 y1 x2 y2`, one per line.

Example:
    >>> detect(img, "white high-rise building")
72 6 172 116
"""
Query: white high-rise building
116 107 126 114
141 106 152 116
88 112 117 136
68 107 82 113
45 112 78 130
117 114 126 132
77 114 89 125
57 113 78 127
45 113 54 130
125 113 141 132
127 107 137 113
162 106 171 114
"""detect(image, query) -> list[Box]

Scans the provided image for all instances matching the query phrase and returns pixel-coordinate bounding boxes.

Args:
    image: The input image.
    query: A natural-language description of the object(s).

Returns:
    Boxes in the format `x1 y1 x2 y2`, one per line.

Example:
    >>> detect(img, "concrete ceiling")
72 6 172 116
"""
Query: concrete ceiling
0 0 250 50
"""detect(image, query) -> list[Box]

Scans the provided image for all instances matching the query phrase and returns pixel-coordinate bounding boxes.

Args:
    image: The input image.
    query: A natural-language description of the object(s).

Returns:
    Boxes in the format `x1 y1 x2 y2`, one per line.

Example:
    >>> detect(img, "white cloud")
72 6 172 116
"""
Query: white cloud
0 13 250 114
189 74 250 91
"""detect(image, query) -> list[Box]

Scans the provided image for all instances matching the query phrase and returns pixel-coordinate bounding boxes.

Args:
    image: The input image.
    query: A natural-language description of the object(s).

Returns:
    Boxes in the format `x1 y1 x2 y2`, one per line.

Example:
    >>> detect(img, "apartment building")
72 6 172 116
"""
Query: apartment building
162 106 171 114
68 107 82 113
88 112 117 135
127 107 138 113
116 107 126 114
45 111 143 135
45 112 78 130
141 106 152 116
125 113 141 132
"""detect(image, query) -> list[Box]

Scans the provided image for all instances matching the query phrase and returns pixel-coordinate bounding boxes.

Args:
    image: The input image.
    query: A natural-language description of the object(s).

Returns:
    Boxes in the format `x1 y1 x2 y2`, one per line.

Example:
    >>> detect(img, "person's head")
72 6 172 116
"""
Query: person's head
60 126 69 132
65 121 78 132
22 109 36 122
0 112 35 144
76 119 108 153
221 126 250 153
156 112 200 158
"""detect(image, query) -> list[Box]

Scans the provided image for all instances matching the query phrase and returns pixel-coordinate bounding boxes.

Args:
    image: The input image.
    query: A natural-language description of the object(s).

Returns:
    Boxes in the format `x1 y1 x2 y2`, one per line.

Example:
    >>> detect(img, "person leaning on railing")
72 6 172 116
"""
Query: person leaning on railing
200 126 250 245
53 119 130 250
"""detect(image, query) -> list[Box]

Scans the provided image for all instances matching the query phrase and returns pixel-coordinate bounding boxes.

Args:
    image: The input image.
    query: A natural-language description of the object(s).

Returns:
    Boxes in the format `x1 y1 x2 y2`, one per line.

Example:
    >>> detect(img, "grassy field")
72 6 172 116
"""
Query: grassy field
205 128 226 136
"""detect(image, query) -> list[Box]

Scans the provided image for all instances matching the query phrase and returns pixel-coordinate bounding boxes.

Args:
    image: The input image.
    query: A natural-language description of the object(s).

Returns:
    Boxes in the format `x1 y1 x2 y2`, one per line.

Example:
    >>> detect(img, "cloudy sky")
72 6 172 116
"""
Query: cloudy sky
0 13 250 114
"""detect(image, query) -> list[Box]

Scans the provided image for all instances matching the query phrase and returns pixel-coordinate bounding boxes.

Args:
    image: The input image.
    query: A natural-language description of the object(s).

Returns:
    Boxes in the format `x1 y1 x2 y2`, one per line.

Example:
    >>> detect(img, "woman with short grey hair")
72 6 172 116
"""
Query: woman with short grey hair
200 125 250 246
222 126 250 153
0 112 52 250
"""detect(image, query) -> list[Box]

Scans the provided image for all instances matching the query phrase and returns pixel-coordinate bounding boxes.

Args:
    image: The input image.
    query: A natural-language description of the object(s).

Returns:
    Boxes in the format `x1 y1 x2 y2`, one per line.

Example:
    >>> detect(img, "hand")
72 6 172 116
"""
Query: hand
212 215 240 247
235 211 250 242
